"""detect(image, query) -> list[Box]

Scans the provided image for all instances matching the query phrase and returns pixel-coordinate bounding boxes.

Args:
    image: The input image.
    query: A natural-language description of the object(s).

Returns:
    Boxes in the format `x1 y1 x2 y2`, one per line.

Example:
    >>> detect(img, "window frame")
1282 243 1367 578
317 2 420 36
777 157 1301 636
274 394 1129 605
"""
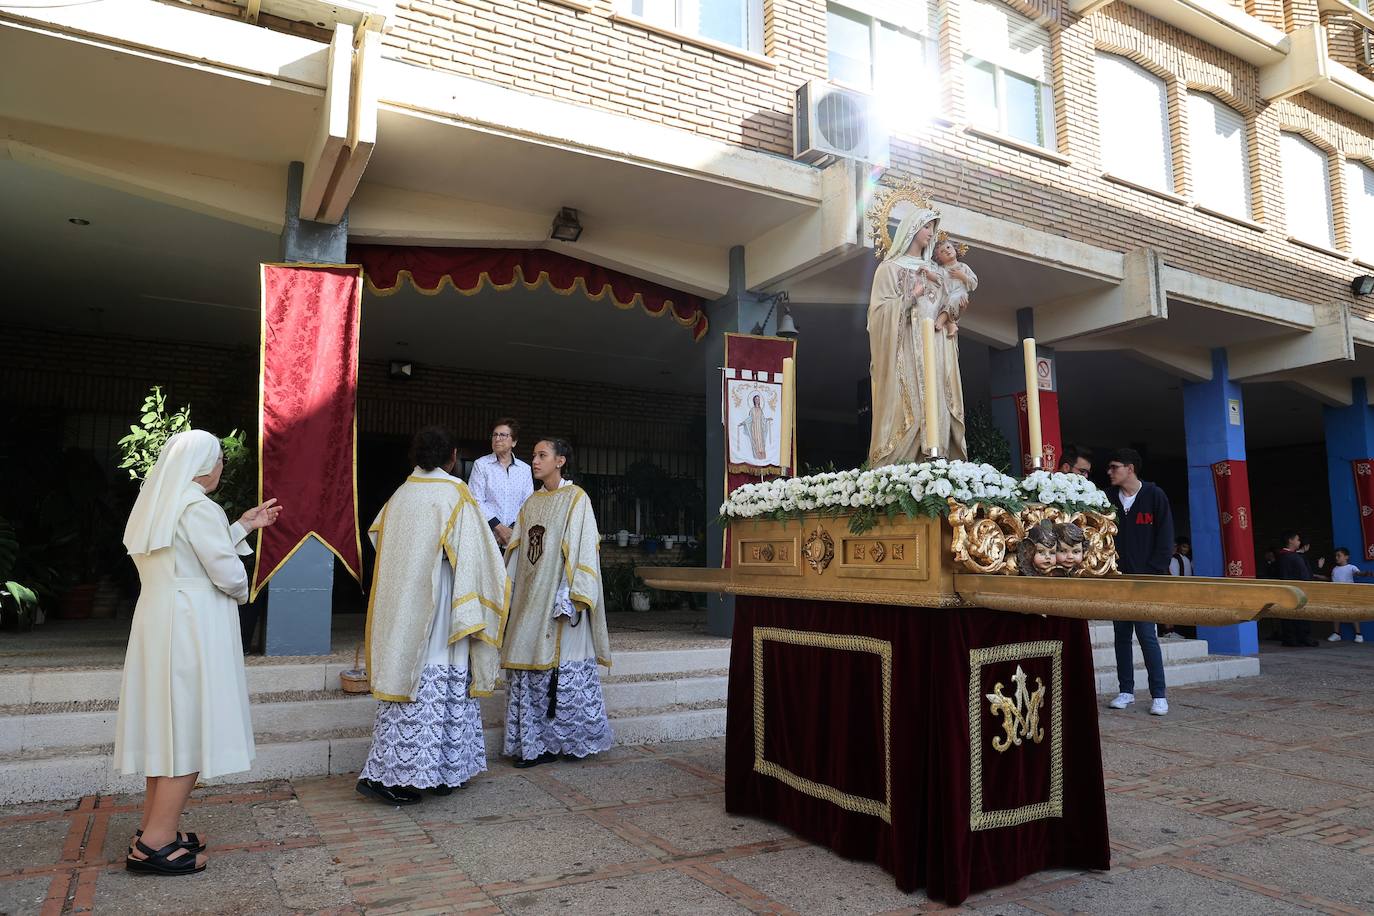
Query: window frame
825 2 939 97
1185 90 1253 221
1279 131 1338 251
1094 52 1175 194
1345 156 1374 262
624 0 765 53
962 54 1056 150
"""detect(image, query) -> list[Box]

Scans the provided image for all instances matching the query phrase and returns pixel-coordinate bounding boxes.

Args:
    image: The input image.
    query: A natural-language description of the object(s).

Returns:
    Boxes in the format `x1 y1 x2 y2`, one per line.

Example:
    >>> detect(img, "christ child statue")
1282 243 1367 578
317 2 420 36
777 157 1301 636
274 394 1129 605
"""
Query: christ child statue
933 237 978 339
1017 522 1058 576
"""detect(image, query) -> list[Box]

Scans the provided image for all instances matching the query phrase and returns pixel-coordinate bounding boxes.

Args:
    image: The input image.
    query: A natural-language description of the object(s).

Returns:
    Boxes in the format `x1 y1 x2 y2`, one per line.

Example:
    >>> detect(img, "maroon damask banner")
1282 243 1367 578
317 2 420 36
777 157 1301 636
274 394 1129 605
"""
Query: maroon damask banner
1212 460 1255 578
1353 459 1374 561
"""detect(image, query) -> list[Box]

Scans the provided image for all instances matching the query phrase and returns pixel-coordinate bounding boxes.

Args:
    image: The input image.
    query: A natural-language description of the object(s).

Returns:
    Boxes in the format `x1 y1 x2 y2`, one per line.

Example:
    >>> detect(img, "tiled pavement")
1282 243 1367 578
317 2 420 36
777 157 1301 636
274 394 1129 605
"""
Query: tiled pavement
5 642 1374 915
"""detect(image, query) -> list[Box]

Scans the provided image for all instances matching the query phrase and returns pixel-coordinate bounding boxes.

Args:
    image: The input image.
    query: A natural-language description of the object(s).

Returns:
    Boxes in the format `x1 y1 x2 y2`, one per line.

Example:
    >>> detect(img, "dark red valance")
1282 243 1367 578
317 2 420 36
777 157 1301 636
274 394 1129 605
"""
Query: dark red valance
351 244 708 341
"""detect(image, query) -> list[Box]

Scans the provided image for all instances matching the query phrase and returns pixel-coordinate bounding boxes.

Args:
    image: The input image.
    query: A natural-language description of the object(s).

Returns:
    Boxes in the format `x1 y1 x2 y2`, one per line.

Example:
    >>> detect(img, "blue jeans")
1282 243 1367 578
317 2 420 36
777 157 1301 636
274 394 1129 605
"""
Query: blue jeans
1114 620 1167 699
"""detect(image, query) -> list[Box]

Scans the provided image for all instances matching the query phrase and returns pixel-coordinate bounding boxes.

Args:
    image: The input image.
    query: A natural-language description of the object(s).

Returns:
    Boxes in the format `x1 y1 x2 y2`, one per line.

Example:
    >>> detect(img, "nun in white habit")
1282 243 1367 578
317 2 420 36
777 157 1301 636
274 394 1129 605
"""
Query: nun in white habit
114 429 282 876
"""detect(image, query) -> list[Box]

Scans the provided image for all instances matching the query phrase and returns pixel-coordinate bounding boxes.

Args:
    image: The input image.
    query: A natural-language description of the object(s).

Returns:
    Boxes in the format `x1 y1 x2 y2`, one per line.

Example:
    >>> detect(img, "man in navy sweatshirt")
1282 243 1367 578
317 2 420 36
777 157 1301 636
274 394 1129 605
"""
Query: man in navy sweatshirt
1275 531 1318 647
1105 448 1175 716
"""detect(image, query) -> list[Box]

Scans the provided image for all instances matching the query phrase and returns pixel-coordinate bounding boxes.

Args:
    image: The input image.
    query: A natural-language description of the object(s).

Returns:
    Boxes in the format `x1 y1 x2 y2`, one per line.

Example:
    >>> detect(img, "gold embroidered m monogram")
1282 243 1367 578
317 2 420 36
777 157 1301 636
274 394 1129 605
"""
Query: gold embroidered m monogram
986 665 1046 753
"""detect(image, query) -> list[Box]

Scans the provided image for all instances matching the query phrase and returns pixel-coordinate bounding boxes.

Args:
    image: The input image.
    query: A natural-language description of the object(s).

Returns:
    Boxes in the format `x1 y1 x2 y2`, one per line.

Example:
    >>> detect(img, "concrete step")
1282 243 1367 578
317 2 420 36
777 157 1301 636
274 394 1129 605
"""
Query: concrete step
0 645 732 707
1090 637 1209 668
1093 654 1260 694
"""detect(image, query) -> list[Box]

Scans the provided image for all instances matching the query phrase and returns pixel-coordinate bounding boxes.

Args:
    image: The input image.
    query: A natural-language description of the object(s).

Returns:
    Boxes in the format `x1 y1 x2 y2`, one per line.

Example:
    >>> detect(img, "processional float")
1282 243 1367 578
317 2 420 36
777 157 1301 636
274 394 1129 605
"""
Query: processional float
637 180 1371 905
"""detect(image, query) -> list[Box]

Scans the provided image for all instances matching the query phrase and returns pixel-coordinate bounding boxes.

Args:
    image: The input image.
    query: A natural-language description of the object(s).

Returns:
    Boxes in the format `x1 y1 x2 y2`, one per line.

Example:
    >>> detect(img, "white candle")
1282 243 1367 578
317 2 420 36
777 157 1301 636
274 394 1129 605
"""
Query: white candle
1023 337 1043 470
781 356 796 472
921 318 940 456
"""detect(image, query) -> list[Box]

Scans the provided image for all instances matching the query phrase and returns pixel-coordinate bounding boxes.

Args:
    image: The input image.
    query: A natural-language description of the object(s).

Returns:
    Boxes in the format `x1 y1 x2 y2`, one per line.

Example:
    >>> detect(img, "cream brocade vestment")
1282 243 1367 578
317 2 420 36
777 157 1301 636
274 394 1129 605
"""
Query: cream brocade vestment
365 471 509 702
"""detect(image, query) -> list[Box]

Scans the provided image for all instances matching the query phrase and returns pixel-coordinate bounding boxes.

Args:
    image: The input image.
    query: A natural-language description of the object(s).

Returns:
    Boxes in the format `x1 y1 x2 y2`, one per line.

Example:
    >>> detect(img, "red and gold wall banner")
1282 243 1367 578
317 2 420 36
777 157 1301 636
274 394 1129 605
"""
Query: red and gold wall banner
723 333 797 566
251 263 364 599
1212 460 1255 578
351 244 708 341
1016 391 1062 473
1353 459 1374 561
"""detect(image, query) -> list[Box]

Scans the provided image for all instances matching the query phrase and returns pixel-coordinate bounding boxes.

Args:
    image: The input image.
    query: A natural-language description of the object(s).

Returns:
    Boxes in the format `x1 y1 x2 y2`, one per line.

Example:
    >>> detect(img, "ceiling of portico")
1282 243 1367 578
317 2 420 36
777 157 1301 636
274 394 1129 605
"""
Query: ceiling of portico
0 160 701 389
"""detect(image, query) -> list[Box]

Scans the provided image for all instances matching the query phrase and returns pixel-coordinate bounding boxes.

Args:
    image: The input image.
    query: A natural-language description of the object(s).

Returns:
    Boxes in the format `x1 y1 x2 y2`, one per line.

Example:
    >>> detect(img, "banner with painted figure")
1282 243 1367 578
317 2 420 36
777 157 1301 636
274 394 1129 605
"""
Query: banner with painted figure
727 375 784 472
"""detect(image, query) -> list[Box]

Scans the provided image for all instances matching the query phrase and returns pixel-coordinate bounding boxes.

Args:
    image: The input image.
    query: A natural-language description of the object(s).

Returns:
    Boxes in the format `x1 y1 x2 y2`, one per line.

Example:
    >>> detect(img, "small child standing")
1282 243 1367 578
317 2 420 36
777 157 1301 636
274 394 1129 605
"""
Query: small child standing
1327 547 1370 642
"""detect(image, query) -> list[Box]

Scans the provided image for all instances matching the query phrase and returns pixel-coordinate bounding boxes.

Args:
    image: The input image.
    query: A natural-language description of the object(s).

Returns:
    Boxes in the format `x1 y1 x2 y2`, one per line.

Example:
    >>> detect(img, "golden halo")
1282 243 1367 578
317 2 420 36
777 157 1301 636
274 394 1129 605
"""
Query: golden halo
936 230 971 258
867 178 936 261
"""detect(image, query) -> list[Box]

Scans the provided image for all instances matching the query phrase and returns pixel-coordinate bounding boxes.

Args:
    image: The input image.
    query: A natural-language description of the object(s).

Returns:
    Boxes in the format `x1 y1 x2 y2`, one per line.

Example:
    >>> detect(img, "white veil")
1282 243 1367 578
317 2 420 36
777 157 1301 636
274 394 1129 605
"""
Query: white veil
122 429 223 557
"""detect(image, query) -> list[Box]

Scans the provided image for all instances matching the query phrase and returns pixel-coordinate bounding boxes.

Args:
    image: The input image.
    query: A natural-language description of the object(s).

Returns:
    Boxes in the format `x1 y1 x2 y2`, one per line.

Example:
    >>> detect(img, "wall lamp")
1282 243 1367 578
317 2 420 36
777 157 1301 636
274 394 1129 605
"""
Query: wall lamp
1353 275 1374 297
550 207 583 242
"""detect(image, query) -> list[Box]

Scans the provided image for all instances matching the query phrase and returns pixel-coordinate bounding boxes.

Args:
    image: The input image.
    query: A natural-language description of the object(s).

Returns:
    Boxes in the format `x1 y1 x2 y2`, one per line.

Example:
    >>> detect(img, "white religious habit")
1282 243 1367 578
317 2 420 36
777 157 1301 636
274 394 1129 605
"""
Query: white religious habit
358 467 509 789
501 481 614 761
115 429 256 779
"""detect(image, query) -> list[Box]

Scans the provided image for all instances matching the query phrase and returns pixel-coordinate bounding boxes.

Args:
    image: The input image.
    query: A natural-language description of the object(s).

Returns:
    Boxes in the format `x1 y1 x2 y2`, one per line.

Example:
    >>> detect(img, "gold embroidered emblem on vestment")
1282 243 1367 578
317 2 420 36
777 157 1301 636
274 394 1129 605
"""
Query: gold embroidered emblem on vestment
527 525 546 564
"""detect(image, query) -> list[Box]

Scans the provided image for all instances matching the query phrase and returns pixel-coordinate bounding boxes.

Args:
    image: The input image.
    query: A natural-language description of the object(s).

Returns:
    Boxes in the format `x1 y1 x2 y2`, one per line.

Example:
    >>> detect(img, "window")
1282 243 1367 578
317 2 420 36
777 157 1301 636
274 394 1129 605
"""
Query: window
1280 132 1336 248
961 0 1055 148
826 2 939 127
1346 158 1374 261
1187 92 1251 218
627 0 763 51
1095 53 1173 191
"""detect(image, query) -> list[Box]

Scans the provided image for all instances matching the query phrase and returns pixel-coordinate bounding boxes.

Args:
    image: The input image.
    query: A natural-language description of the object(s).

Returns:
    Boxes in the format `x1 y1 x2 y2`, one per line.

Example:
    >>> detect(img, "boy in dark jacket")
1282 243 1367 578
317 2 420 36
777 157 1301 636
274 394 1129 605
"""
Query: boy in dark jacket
1276 531 1317 647
1105 448 1174 716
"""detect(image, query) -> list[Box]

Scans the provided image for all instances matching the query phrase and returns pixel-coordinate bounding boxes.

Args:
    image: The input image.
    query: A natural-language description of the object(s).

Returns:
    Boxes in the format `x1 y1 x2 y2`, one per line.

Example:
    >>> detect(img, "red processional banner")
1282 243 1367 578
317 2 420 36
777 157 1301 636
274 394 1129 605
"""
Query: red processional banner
1016 391 1062 473
1212 460 1255 577
1353 459 1374 561
722 333 797 568
251 263 364 599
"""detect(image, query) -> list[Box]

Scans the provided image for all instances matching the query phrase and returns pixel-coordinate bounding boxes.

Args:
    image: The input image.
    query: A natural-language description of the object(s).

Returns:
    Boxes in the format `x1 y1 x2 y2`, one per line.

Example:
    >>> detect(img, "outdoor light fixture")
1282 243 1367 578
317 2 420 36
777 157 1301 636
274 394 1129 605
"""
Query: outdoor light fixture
389 360 413 380
67 218 90 226
550 207 583 242
1353 275 1374 297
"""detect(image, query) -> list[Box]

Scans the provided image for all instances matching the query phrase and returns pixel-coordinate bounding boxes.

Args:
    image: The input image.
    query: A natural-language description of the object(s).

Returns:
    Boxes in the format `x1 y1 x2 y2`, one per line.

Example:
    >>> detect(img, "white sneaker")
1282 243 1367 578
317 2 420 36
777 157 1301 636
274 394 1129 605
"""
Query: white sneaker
1328 632 1343 641
1150 698 1169 716
1108 692 1135 709
1356 635 1365 643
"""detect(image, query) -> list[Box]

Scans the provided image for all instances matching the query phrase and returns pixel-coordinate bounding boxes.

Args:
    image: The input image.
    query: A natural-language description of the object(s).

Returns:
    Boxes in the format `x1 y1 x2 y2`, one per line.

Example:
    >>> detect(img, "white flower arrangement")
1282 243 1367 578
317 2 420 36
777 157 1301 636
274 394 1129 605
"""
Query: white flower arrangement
720 460 1111 534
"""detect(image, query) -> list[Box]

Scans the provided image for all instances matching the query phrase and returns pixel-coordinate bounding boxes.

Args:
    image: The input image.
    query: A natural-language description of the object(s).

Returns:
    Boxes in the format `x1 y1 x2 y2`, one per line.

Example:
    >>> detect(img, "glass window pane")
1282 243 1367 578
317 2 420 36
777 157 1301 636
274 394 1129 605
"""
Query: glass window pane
964 58 999 132
688 0 748 48
1345 159 1374 261
827 6 874 89
1003 70 1042 145
961 0 1049 82
631 0 676 24
1281 133 1335 248
1095 53 1172 191
874 23 923 94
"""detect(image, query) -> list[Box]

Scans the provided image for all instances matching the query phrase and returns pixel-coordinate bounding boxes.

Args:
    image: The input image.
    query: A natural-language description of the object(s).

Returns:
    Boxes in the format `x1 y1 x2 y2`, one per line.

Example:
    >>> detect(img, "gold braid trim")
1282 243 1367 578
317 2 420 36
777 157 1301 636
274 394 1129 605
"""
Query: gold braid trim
968 640 1064 831
753 627 893 824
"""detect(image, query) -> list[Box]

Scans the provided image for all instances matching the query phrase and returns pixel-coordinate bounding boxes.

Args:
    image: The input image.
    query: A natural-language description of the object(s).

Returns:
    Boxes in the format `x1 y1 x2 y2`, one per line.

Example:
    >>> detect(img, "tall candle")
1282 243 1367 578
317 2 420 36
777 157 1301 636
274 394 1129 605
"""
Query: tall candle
781 356 796 473
921 318 940 456
1022 337 1043 470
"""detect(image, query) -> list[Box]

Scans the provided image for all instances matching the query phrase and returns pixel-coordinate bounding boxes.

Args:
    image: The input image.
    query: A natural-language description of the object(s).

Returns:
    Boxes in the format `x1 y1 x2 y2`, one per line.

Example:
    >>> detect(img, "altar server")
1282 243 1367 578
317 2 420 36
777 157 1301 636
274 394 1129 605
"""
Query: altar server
116 429 283 875
357 426 509 804
501 437 614 767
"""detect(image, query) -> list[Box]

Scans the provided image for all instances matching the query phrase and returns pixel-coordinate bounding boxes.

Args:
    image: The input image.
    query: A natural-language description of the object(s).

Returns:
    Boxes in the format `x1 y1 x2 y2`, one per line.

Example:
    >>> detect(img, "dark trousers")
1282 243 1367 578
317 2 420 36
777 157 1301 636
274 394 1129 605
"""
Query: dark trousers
1114 620 1167 699
1279 618 1312 645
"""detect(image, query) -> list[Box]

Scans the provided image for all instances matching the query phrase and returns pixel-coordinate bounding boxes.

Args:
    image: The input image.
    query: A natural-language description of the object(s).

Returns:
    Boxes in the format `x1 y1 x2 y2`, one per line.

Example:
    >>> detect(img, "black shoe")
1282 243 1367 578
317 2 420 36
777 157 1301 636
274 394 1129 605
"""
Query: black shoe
512 752 556 769
355 779 422 805
1303 639 1319 647
559 753 586 762
427 783 463 796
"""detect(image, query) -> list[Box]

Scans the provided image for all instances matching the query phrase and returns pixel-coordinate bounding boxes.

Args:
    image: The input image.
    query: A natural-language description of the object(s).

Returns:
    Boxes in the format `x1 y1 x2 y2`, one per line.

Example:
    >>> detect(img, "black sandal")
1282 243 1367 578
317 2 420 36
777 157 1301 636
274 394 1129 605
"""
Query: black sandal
129 829 206 855
126 839 206 876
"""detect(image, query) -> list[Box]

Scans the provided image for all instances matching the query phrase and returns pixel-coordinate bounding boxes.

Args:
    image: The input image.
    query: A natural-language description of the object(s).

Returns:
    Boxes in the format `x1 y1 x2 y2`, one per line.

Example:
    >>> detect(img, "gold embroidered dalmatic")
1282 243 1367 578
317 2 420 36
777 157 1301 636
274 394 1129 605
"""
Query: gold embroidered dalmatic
365 471 509 702
502 484 612 671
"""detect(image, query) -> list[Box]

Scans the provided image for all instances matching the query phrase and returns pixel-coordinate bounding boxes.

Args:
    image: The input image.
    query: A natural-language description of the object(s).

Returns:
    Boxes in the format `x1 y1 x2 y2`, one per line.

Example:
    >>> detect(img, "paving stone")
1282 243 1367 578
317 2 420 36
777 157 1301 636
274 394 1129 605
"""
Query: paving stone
433 811 652 884
1122 726 1278 761
0 875 51 915
1193 835 1374 909
1163 762 1364 811
94 850 285 915
495 868 747 915
269 844 351 911
0 815 71 868
1101 737 1203 777
251 796 318 840
414 772 567 823
611 795 791 854
101 798 266 861
544 758 719 805
1024 863 1306 914
714 845 925 914
1242 748 1374 790
1105 794 1236 851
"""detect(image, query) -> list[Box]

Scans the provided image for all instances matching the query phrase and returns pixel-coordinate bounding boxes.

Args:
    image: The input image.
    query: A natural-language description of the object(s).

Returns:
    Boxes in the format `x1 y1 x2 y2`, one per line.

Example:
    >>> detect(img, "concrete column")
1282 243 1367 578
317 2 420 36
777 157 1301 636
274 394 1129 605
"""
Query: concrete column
263 161 350 656
1323 378 1374 641
703 246 771 638
1183 349 1258 656
989 309 1061 472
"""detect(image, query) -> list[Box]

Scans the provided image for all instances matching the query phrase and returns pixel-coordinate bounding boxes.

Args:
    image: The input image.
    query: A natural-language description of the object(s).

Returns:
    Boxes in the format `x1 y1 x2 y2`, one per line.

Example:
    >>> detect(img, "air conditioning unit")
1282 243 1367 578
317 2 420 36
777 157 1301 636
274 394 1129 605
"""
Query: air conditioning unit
794 80 889 168
1363 26 1373 68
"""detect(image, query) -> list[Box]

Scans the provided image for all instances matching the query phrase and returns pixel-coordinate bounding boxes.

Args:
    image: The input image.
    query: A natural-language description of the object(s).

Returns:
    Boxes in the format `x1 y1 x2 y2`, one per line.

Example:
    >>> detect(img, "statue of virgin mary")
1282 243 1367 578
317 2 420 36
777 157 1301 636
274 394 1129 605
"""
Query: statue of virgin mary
867 208 967 466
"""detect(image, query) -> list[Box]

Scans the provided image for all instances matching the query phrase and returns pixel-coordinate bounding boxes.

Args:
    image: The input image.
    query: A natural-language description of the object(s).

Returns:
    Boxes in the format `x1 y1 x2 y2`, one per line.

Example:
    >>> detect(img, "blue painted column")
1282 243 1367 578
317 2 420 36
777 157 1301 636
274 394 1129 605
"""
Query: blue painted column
1323 378 1374 641
1183 349 1257 655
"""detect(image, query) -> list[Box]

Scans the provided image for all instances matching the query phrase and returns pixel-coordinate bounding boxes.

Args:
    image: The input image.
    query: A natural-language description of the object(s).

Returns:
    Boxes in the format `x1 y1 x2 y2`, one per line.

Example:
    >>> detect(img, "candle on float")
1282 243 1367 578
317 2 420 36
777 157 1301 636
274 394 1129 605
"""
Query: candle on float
781 356 796 472
921 317 940 456
1022 337 1043 469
